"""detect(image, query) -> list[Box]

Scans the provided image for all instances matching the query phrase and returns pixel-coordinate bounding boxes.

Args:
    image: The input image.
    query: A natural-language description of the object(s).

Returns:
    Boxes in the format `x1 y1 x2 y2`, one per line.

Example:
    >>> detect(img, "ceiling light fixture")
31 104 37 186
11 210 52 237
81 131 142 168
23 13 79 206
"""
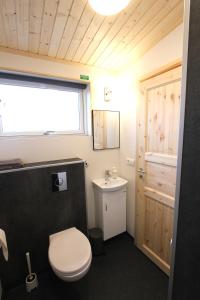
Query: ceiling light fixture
88 0 130 16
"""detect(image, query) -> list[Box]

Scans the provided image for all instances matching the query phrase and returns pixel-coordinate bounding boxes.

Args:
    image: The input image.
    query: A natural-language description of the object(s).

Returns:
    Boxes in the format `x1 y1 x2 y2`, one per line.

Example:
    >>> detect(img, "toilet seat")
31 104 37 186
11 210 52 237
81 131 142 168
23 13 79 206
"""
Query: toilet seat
48 227 92 281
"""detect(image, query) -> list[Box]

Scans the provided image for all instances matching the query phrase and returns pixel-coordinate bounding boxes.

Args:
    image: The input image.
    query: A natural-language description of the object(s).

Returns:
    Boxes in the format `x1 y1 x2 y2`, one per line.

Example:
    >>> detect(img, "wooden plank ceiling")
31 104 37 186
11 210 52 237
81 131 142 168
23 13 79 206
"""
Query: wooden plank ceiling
0 0 184 71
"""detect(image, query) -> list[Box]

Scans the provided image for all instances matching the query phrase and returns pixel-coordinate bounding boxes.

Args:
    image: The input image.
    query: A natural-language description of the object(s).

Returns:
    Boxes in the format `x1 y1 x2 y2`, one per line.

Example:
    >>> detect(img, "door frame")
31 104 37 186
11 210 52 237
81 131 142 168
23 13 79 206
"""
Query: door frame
168 0 190 298
139 59 182 83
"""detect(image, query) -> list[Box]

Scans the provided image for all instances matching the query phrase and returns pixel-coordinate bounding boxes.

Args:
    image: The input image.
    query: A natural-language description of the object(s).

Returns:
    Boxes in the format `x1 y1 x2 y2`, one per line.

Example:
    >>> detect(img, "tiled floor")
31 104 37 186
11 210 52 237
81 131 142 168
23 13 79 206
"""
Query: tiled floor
4 233 168 300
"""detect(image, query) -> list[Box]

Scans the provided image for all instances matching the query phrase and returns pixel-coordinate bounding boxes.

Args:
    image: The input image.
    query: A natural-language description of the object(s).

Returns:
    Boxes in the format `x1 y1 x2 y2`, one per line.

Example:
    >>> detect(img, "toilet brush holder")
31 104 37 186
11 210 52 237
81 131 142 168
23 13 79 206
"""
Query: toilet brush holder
25 252 38 293
26 273 38 293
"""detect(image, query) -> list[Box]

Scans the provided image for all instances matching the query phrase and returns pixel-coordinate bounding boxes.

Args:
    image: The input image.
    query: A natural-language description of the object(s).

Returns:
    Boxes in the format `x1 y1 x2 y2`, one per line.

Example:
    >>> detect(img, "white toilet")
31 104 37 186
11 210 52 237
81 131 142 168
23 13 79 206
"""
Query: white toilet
48 227 92 282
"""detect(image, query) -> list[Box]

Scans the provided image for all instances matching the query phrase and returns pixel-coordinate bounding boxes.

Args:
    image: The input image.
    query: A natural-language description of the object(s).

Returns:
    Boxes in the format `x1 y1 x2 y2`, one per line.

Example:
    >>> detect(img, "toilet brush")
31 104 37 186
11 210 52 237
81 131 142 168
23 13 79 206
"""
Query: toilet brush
25 252 38 293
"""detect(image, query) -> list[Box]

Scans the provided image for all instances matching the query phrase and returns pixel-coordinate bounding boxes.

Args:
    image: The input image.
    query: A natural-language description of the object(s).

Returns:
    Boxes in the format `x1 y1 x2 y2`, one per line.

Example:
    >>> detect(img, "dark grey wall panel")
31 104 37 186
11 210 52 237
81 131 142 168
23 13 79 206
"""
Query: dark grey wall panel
170 1 200 299
0 159 87 290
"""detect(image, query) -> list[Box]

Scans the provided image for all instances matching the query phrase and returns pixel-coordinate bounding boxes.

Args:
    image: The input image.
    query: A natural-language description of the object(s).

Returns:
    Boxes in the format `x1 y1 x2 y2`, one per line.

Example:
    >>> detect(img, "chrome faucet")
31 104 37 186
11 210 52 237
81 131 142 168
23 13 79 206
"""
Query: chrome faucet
105 169 111 182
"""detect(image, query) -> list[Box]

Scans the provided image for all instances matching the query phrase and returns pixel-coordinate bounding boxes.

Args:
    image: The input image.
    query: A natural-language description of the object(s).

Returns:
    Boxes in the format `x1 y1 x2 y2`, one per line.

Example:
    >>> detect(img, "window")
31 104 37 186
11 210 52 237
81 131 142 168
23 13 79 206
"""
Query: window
0 72 87 136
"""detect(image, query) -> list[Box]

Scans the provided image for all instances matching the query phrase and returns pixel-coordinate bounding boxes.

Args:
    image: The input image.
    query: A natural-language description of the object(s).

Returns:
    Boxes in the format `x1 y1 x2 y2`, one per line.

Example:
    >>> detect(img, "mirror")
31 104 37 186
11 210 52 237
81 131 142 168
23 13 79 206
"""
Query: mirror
92 110 120 150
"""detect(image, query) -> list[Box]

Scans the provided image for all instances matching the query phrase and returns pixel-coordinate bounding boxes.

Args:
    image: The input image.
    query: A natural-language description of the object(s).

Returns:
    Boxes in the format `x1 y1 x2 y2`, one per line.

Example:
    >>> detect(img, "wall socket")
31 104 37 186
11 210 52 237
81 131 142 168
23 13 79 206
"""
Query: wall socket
126 157 135 166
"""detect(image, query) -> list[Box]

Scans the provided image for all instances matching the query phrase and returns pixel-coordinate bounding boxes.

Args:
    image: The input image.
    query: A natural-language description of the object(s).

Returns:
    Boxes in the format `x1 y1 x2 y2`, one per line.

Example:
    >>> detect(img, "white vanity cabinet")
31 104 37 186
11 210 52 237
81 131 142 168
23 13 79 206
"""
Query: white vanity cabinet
93 177 127 240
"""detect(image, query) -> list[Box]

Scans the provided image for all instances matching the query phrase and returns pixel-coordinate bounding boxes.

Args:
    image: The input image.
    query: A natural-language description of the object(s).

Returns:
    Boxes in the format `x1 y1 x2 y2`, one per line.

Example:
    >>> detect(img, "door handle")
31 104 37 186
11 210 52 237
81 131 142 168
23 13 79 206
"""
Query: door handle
137 168 146 178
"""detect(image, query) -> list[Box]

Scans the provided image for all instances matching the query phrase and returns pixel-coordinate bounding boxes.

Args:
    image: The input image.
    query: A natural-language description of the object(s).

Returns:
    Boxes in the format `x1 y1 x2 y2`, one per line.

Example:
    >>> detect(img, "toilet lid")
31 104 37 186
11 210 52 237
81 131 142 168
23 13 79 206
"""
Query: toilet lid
49 228 91 276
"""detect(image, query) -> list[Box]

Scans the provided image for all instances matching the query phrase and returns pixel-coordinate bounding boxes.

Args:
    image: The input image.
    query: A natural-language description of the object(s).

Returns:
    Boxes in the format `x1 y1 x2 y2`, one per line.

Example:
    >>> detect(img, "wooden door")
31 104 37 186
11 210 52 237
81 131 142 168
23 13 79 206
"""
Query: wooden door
135 65 182 275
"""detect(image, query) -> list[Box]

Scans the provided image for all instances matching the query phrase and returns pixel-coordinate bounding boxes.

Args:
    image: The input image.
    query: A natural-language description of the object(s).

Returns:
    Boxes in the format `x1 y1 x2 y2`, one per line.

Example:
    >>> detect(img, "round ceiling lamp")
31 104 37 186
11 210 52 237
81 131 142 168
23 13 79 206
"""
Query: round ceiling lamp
88 0 130 16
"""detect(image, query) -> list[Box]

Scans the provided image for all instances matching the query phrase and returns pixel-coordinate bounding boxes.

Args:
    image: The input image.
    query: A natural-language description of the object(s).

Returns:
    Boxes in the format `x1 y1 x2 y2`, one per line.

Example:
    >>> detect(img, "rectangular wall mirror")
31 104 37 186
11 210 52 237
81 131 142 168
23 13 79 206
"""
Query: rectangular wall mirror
92 110 120 150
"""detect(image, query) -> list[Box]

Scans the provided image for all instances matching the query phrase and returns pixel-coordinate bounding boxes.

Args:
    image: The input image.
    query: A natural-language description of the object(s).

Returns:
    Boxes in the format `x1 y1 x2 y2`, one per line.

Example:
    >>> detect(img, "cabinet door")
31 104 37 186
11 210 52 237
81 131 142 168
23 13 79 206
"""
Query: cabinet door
103 189 126 240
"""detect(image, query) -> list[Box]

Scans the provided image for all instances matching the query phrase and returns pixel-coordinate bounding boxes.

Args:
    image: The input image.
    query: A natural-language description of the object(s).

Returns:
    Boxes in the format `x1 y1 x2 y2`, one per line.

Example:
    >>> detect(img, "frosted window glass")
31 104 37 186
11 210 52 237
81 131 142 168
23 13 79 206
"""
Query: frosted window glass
0 84 84 135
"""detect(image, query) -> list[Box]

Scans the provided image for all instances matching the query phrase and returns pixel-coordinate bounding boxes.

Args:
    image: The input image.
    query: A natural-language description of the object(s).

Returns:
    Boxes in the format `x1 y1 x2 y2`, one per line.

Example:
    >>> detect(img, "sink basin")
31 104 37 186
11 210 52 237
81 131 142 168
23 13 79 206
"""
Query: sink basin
92 177 128 192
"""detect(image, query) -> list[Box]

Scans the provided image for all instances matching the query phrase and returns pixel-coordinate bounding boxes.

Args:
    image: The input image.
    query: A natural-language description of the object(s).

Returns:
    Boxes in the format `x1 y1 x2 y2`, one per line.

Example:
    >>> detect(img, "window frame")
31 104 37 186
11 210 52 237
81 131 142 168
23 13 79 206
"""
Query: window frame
0 71 88 137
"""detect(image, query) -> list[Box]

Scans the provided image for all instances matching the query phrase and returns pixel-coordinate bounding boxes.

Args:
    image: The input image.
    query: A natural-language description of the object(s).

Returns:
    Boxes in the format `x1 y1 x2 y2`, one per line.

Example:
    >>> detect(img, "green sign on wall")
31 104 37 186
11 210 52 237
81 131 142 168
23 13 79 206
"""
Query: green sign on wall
80 74 89 80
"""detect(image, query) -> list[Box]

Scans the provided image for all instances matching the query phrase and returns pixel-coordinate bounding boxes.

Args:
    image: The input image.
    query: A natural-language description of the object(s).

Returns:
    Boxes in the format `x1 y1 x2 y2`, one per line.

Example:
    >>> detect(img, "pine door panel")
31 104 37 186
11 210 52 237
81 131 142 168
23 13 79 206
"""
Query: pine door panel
147 80 180 155
146 162 176 197
144 196 173 263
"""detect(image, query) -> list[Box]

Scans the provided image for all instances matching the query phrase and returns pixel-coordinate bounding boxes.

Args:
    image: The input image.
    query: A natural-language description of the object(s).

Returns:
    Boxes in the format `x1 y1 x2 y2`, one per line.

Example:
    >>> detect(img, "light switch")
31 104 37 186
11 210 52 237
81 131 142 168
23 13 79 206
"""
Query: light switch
126 157 135 166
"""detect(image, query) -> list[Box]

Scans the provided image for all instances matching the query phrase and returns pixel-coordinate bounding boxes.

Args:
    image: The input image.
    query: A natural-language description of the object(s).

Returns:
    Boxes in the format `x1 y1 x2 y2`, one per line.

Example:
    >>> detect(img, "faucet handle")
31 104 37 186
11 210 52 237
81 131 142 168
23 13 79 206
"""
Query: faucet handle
105 169 111 181
105 169 110 175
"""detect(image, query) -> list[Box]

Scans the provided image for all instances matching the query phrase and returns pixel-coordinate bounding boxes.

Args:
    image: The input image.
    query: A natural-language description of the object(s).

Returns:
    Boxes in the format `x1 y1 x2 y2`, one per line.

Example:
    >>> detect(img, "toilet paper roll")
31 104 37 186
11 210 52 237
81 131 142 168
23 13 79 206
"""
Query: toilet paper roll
0 229 8 261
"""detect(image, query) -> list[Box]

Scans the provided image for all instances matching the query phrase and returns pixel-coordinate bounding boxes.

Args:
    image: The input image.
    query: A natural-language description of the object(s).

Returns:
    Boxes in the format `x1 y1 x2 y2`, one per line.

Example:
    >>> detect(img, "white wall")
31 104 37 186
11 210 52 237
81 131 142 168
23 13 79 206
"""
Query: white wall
0 51 121 229
134 24 183 77
114 71 137 236
117 24 184 237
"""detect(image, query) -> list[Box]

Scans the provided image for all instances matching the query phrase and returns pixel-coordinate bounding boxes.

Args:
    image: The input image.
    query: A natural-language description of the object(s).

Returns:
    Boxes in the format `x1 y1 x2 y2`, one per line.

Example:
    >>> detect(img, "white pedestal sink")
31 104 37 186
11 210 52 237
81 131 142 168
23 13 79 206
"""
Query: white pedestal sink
93 177 128 240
